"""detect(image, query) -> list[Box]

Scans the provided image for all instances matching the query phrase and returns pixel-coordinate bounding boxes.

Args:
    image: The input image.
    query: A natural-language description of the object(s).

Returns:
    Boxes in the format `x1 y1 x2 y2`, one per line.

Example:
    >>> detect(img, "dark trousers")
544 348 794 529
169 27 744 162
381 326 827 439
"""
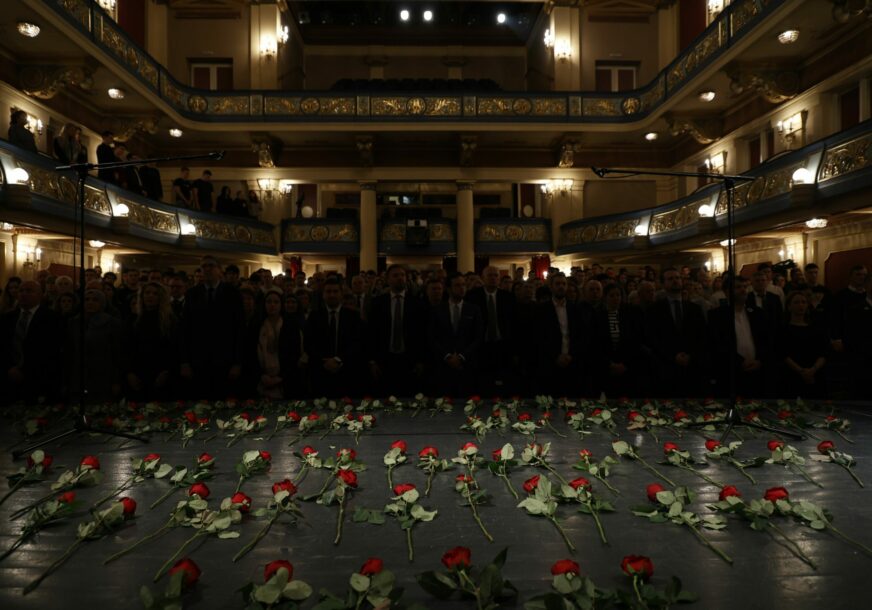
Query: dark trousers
478 340 515 396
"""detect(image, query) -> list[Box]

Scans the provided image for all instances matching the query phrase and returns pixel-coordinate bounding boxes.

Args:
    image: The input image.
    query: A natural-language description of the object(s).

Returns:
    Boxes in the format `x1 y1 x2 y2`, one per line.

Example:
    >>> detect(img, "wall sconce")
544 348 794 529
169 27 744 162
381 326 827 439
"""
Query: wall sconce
543 28 554 49
707 0 725 15
634 223 648 236
26 114 43 136
260 35 278 59
279 180 294 195
554 39 571 63
698 203 716 218
97 0 118 20
791 167 814 185
719 238 736 247
9 167 30 185
181 222 197 236
278 25 289 45
21 246 42 263
1 222 14 231
540 179 573 197
704 151 726 174
776 110 807 148
113 203 129 217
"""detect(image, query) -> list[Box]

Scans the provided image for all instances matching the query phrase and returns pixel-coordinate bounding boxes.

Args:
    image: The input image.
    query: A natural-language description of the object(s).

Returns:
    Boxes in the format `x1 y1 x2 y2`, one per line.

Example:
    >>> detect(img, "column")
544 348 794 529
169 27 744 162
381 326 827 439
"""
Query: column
145 0 168 66
657 2 679 70
359 181 377 272
456 182 475 273
860 77 871 122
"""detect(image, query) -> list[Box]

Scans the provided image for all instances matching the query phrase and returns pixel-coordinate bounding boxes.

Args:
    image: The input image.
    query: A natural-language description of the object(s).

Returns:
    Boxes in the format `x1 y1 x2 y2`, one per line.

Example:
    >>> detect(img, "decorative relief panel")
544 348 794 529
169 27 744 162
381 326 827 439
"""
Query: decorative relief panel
649 202 699 235
429 222 455 241
379 222 454 241
640 77 665 113
59 0 92 31
284 223 358 243
122 199 180 234
583 98 621 117
730 0 760 34
192 219 275 246
532 98 566 116
476 222 549 243
265 98 300 115
667 27 724 91
209 96 250 115
819 136 872 182
371 97 461 117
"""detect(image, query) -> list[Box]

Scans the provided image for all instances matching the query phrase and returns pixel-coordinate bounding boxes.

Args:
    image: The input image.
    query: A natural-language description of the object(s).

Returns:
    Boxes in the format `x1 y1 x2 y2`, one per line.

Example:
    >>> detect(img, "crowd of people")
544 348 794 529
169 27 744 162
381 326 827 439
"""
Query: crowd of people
1 258 870 406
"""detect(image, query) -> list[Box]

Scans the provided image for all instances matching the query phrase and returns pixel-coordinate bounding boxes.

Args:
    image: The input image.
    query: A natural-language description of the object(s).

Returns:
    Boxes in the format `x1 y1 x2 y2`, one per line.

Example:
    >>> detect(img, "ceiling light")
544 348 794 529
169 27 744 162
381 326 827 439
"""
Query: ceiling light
169 128 183 138
806 218 828 229
698 90 716 102
89 240 106 249
497 13 506 24
791 167 813 184
107 88 125 99
777 29 799 44
17 22 40 38
719 238 736 247
645 132 658 141
423 10 433 22
399 9 410 22
9 167 30 184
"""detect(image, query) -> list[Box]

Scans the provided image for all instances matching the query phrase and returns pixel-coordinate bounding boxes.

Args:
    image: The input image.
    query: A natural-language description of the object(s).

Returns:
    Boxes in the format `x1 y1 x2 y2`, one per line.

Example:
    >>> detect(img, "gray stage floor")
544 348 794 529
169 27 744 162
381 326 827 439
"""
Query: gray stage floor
1 400 870 609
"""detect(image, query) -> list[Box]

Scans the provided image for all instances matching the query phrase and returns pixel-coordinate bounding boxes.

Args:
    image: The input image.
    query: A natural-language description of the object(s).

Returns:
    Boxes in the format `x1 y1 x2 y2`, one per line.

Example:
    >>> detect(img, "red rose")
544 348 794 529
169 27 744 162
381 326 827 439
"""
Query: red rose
646 483 665 502
302 446 317 456
272 479 298 496
255 415 267 423
542 411 552 420
168 558 201 588
704 439 721 452
579 449 593 460
133 414 145 421
184 411 197 424
287 411 301 422
627 410 642 421
307 413 320 421
360 557 383 576
337 469 358 488
764 487 789 503
57 491 76 504
523 475 540 494
817 440 835 454
118 497 137 518
719 485 742 501
103 416 115 428
462 442 478 452
777 410 792 420
27 453 53 469
197 417 209 425
551 559 581 575
188 483 210 498
518 413 532 422
143 453 161 463
418 446 438 458
231 492 252 512
744 411 759 422
264 559 293 582
469 395 481 402
80 455 100 470
663 442 680 454
198 452 214 466
767 440 784 451
492 409 502 417
703 413 713 421
565 411 577 419
159 416 172 424
825 415 836 422
337 448 357 461
456 474 473 484
346 413 355 421
673 410 689 422
35 417 49 427
570 477 591 490
342 397 353 405
621 555 654 581
393 483 416 496
491 448 504 462
239 412 251 422
591 408 603 417
441 546 472 570
390 440 408 453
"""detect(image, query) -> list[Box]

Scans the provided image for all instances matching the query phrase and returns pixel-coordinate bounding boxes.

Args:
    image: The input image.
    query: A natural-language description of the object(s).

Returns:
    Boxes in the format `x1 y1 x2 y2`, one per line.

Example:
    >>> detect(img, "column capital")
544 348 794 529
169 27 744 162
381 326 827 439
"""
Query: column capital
358 181 377 191
456 181 475 191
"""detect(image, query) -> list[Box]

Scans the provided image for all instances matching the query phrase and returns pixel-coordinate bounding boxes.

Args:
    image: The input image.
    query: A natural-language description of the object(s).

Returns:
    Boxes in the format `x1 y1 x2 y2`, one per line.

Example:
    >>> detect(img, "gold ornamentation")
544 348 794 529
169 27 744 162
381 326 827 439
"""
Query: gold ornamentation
569 96 582 117
301 98 320 114
265 97 300 115
504 225 524 241
357 96 370 116
59 0 91 30
819 136 872 182
407 97 426 115
730 0 760 33
429 222 454 241
478 225 501 241
477 98 513 115
727 65 800 104
126 48 139 70
235 226 252 243
123 199 179 234
668 117 723 144
372 98 409 116
381 224 405 241
139 60 158 88
251 228 275 247
320 98 355 115
250 95 263 116
210 96 249 115
512 99 532 115
761 166 795 200
188 95 207 113
429 98 461 116
621 97 641 115
581 225 599 243
19 65 94 99
583 98 621 116
284 223 357 244
533 98 566 116
640 77 665 112
310 225 329 241
164 81 183 106
463 96 476 116
650 202 698 234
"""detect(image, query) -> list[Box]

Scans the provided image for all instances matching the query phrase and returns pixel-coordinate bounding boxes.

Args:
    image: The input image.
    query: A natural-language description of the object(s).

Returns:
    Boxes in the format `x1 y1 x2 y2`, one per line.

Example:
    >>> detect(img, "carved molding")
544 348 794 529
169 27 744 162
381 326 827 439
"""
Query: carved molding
558 139 580 168
460 136 477 167
727 64 801 104
668 116 724 144
18 64 94 99
356 136 374 167
106 116 160 143
252 138 282 169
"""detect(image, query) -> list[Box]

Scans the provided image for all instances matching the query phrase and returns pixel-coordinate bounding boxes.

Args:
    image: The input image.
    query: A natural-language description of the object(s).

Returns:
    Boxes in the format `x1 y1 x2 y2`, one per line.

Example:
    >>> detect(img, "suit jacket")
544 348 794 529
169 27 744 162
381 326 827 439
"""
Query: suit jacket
746 291 783 328
428 300 484 364
304 306 362 367
0 305 63 402
368 291 427 364
181 282 244 370
708 304 771 371
592 304 646 370
466 287 515 345
534 300 585 369
350 292 372 321
645 297 707 366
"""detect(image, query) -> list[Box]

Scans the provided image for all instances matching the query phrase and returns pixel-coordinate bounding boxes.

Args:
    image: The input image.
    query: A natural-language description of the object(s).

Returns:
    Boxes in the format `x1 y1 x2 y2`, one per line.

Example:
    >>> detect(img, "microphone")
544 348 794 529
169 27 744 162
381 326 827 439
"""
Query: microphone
591 166 608 178
209 150 225 161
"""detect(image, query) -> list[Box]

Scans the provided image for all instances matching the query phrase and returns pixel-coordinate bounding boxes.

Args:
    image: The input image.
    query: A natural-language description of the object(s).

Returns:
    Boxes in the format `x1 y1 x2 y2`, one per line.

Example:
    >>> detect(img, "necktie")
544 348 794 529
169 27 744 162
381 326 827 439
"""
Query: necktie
206 286 214 304
329 310 338 356
452 303 461 333
486 292 499 342
14 309 31 365
671 300 683 328
391 295 404 353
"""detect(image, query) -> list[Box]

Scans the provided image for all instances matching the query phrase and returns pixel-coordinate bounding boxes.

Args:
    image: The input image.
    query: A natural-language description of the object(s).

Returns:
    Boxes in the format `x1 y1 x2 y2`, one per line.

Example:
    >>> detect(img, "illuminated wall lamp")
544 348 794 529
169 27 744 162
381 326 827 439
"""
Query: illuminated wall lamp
278 25 289 45
88 240 106 249
791 167 813 185
114 203 129 216
633 223 648 236
260 35 278 59
776 110 807 147
698 203 716 218
181 222 197 236
9 167 30 184
554 39 572 63
543 28 555 49
719 238 736 247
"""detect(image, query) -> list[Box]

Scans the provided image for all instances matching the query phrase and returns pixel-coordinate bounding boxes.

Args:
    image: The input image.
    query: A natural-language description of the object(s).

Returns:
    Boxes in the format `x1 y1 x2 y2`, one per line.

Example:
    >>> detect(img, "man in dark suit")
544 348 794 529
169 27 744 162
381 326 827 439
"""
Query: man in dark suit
180 256 244 399
368 264 427 396
830 265 869 398
304 278 362 397
0 281 63 405
534 273 586 397
350 275 372 321
95 131 117 184
747 271 783 328
466 266 516 394
428 272 483 396
709 275 771 398
169 274 186 320
645 267 707 398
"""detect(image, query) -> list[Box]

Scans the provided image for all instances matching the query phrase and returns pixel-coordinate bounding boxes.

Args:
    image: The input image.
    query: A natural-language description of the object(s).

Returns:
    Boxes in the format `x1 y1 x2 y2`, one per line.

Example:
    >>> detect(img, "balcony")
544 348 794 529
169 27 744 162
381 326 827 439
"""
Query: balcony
475 219 551 254
281 219 359 255
379 218 456 255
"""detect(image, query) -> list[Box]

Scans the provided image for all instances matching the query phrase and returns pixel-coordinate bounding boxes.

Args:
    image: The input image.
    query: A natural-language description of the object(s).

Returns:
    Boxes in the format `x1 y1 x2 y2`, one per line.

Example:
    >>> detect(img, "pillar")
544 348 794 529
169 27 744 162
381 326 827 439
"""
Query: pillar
359 181 377 273
860 77 871 122
456 182 475 273
657 2 679 70
145 0 168 67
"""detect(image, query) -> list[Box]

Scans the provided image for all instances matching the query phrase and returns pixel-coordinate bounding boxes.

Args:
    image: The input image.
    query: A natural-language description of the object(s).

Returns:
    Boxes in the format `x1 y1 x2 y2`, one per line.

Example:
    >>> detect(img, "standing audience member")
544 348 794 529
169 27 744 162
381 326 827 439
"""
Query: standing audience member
466 266 515 394
125 282 178 401
535 273 584 396
173 167 194 208
256 289 295 399
95 131 116 183
593 283 646 397
8 109 38 153
66 289 122 404
428 272 483 396
216 186 234 215
1 277 21 314
304 279 360 397
52 123 87 165
193 170 215 212
779 291 828 398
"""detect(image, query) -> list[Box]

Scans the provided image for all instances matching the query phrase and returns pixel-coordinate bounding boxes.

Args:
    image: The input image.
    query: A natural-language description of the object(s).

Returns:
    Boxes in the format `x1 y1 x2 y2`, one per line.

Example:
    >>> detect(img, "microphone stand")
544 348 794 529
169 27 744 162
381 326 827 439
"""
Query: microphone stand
12 151 224 459
590 166 803 441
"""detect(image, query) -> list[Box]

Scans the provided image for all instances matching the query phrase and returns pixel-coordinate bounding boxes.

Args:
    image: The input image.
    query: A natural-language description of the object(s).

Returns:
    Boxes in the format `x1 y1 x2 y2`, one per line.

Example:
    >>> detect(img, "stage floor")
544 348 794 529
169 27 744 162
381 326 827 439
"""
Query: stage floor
1 400 870 609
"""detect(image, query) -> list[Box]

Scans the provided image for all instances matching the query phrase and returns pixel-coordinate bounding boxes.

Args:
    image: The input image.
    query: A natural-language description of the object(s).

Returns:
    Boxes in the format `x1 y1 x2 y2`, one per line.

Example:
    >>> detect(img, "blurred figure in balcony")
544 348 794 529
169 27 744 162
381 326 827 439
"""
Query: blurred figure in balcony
247 190 262 219
193 169 215 212
8 109 38 154
96 131 116 183
0 277 22 314
216 186 234 215
52 123 86 165
173 167 194 208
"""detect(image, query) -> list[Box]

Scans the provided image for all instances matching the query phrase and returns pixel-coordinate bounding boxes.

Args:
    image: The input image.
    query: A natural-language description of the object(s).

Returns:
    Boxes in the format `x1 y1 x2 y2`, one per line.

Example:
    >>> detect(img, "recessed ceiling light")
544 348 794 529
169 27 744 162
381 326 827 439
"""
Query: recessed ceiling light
698 90 716 102
497 13 507 24
17 22 40 38
107 88 125 99
423 10 433 22
720 238 737 247
399 9 409 22
777 29 799 44
169 128 183 138
645 132 658 141
805 218 828 229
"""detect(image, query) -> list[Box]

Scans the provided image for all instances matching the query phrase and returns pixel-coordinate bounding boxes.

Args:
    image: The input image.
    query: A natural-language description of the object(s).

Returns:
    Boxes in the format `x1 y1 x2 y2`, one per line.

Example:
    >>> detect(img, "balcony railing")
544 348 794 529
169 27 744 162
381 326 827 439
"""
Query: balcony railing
281 219 359 254
379 218 456 255
37 0 788 123
475 219 551 253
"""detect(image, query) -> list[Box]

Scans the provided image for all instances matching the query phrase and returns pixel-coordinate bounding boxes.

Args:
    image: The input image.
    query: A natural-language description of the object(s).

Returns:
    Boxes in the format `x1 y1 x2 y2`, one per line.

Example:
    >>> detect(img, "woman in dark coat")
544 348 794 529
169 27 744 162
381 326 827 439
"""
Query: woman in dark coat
592 283 646 397
125 282 179 401
778 291 828 398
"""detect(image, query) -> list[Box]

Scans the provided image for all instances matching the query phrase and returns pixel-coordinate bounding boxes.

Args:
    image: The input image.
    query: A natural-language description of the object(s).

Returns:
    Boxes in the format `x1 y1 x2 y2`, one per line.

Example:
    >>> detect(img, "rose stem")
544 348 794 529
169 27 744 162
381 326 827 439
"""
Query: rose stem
458 569 485 610
164 428 179 443
586 502 608 545
594 474 620 495
834 429 853 444
104 521 172 564
686 523 732 564
406 526 414 562
0 475 31 507
550 516 576 553
266 422 281 441
544 464 569 487
387 466 394 490
827 524 872 557
153 531 203 582
682 465 724 488
0 531 34 562
235 475 246 494
234 511 280 561
500 472 519 500
286 434 301 447
731 460 756 485
464 486 493 542
793 465 823 488
636 457 676 487
293 465 308 486
766 522 816 569
227 433 243 448
839 464 864 488
23 538 84 595
150 485 179 509
10 488 65 520
92 478 133 509
333 494 345 545
546 421 567 439
632 575 645 605
425 469 435 496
